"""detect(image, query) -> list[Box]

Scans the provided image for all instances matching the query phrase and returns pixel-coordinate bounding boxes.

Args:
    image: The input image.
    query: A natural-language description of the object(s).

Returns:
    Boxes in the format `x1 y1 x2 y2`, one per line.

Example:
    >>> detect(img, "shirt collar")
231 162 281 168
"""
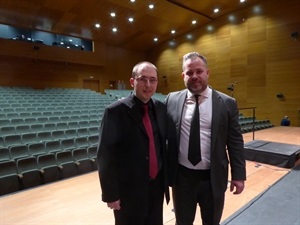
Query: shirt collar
187 86 211 99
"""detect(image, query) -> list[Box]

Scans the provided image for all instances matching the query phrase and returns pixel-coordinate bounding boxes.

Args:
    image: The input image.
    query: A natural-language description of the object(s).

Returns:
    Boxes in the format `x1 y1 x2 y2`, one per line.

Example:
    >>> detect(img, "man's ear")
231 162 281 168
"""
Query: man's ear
129 78 135 87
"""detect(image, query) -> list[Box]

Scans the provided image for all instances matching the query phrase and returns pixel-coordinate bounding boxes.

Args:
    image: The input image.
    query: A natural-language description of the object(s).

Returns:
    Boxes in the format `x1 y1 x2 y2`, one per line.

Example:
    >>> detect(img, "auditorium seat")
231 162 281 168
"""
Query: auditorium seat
17 157 43 189
74 137 89 148
6 112 19 119
15 124 31 134
0 119 11 127
72 148 93 174
37 131 53 142
88 127 99 136
21 133 39 145
88 135 99 146
0 147 10 162
51 130 65 140
59 116 70 122
89 120 100 127
68 121 79 129
55 150 78 178
37 117 49 124
56 122 68 130
4 134 22 148
30 124 44 133
37 154 60 183
64 129 78 139
77 128 89 137
60 138 76 151
0 137 5 148
0 160 21 196
28 142 47 157
48 116 60 123
0 126 16 136
45 140 62 154
9 145 30 161
44 123 57 131
24 117 37 125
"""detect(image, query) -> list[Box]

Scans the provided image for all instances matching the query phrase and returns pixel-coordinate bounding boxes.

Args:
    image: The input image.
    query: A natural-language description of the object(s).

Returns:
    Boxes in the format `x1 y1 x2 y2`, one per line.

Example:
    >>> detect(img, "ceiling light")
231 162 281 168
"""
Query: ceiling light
130 0 135 2
240 0 246 2
213 8 219 13
110 12 116 17
154 37 158 42
149 4 154 9
128 17 134 22
95 23 100 28
112 27 118 32
192 20 197 25
171 30 176 34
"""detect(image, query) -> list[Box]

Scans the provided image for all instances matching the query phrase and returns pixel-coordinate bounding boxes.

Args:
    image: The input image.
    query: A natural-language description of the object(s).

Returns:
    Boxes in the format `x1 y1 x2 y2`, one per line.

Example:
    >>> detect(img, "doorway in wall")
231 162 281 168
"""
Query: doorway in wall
83 79 100 92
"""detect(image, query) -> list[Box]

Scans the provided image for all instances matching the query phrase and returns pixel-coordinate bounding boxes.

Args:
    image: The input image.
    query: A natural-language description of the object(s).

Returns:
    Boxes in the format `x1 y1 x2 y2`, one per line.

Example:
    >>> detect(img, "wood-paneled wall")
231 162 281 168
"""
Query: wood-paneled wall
148 0 300 127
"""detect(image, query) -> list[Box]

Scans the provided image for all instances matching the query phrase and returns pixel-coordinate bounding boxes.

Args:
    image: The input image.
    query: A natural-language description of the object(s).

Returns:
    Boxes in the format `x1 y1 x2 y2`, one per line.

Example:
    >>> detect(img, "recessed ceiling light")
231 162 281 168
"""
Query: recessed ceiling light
154 37 158 42
130 0 135 2
192 20 197 25
112 27 118 32
149 4 154 9
214 8 219 13
128 17 134 22
95 23 100 28
171 30 176 34
110 12 116 17
240 0 246 2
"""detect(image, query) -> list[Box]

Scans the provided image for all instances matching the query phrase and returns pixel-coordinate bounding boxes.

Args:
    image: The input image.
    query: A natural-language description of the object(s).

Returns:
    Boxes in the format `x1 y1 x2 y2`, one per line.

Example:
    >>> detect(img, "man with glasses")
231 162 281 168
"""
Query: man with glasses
97 61 171 225
165 52 246 225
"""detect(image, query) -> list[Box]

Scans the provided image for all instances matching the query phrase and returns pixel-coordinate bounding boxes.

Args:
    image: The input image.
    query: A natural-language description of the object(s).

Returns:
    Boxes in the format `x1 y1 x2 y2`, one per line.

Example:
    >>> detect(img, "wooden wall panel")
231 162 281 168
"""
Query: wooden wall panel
148 0 300 126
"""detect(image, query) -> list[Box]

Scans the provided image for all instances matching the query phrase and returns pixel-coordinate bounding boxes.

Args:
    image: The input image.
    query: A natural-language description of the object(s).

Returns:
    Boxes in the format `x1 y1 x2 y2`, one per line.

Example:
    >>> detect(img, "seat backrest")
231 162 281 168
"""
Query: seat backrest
28 142 46 156
15 125 31 134
30 124 44 133
45 140 61 153
0 147 11 162
37 131 53 142
72 148 88 161
64 129 77 138
60 138 76 150
21 133 38 145
77 128 89 137
51 130 65 140
37 154 57 168
0 126 16 136
9 145 30 160
4 134 22 147
56 150 73 164
17 157 39 173
0 160 18 176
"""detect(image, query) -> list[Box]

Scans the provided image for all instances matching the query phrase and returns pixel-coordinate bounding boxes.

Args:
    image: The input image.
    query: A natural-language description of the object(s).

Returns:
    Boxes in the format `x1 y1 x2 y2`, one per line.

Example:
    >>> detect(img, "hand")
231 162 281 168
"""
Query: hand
230 180 245 194
107 200 121 210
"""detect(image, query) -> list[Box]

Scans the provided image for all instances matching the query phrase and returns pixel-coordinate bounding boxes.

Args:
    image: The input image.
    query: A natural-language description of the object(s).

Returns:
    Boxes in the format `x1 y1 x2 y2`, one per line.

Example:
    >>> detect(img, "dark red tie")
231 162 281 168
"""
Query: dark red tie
142 104 158 179
188 94 201 166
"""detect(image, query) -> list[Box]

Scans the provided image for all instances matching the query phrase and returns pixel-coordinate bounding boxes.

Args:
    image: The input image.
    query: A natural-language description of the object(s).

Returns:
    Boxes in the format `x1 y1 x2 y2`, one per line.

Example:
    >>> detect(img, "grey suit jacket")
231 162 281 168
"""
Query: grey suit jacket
165 88 246 199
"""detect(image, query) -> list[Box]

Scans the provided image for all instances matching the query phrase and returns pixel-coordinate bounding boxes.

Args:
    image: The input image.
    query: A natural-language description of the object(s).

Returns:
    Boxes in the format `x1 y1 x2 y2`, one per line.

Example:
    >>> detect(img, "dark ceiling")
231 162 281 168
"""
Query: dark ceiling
0 0 265 51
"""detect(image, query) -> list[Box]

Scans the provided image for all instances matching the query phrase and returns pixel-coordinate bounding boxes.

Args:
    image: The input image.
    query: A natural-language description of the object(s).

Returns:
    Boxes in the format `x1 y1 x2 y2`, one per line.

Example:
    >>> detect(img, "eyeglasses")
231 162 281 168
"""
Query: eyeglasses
135 76 158 84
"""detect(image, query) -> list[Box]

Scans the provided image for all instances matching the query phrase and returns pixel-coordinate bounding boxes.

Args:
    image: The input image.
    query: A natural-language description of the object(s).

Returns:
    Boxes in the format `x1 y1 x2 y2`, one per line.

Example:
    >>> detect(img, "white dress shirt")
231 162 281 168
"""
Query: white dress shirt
179 86 212 170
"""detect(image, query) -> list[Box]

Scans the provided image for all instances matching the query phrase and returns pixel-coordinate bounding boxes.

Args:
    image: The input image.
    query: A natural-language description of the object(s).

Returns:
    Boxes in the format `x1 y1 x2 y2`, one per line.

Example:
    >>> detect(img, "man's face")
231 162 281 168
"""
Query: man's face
182 57 209 94
130 65 158 103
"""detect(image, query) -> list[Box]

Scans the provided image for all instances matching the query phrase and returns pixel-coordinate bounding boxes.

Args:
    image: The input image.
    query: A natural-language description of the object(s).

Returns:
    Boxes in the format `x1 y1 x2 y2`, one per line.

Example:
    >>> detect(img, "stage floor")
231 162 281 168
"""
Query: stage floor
244 139 300 168
221 165 300 225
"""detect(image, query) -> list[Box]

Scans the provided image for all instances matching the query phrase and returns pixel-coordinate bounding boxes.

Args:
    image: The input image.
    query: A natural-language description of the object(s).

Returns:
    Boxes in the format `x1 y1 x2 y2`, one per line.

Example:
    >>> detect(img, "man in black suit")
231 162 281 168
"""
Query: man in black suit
97 61 170 225
165 52 246 225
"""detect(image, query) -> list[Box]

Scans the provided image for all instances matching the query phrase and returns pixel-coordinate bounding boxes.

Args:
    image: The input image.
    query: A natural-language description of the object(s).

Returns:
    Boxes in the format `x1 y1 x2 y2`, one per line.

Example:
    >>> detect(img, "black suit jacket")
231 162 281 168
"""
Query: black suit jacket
97 94 170 216
166 88 246 199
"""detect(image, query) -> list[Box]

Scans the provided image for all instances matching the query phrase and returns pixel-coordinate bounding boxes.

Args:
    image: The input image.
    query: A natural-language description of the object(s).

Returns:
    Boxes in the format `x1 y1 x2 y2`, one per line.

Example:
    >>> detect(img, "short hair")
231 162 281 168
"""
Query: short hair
182 52 207 71
132 61 158 78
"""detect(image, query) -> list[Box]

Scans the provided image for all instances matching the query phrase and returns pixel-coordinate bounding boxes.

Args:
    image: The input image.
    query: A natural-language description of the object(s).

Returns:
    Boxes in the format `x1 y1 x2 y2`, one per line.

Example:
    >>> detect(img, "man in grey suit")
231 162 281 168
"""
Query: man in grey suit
165 52 246 225
97 61 170 225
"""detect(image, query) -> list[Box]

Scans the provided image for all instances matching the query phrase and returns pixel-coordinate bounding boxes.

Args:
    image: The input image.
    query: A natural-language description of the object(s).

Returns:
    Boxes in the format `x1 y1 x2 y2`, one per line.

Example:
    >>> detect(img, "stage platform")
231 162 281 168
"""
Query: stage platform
221 164 300 225
244 140 300 168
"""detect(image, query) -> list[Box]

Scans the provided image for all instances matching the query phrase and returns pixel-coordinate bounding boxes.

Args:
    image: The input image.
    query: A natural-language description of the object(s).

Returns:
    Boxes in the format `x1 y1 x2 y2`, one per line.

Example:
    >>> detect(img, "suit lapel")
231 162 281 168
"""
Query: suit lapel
211 90 222 152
